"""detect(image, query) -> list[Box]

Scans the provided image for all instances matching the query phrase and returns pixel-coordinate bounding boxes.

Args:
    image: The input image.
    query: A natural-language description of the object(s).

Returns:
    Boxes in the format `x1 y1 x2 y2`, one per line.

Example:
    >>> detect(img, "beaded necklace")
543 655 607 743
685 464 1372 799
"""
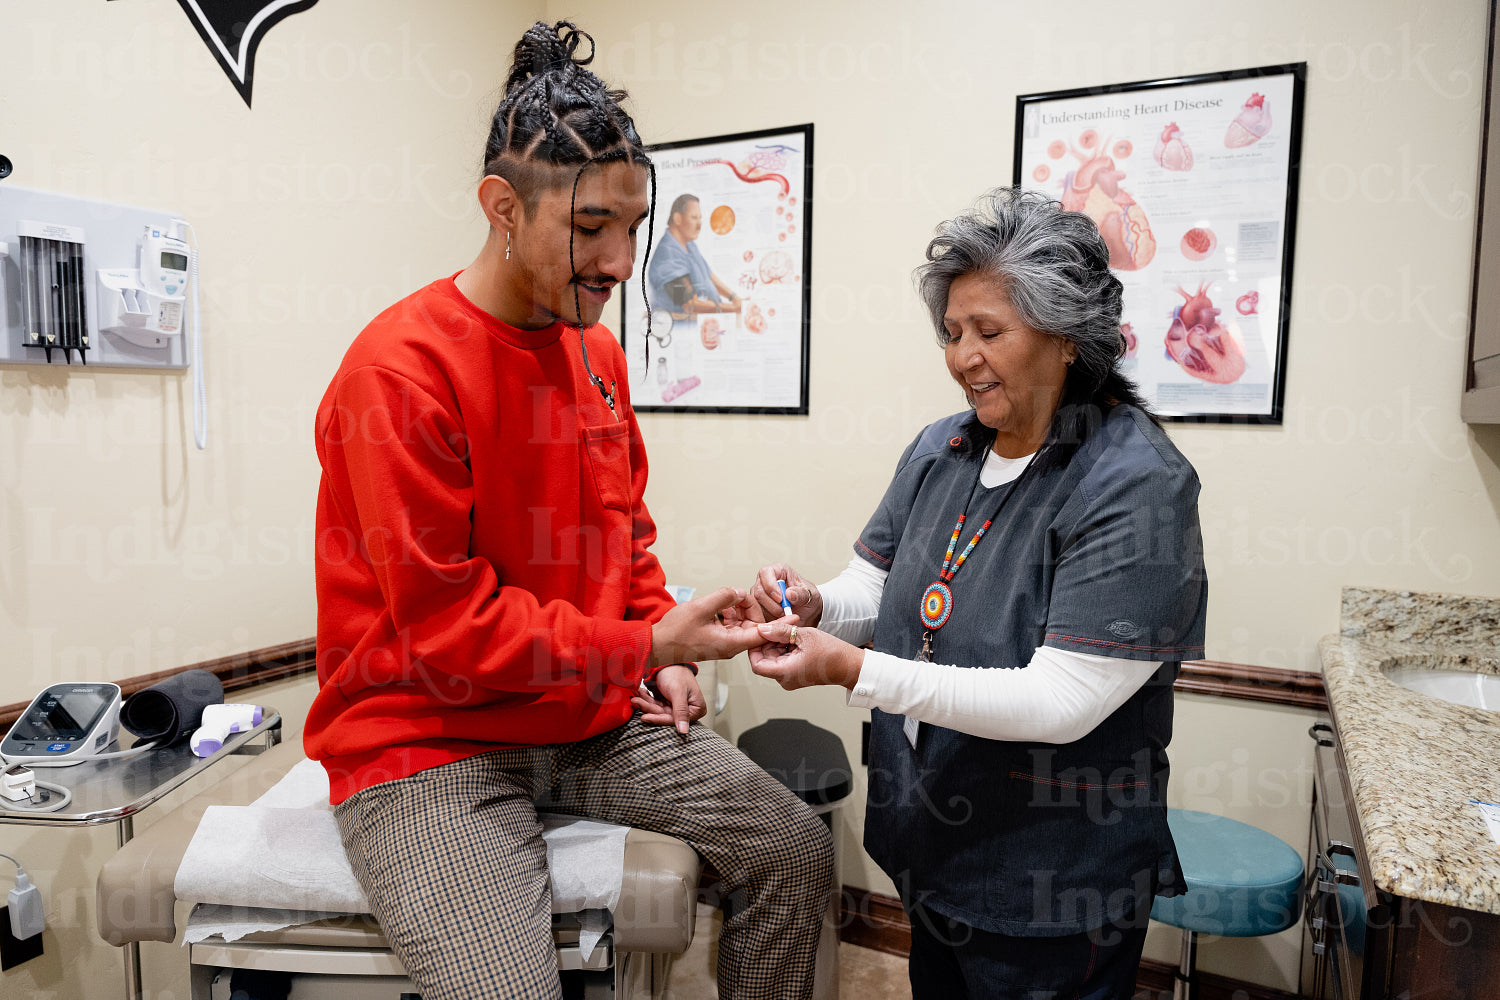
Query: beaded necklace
918 445 1036 662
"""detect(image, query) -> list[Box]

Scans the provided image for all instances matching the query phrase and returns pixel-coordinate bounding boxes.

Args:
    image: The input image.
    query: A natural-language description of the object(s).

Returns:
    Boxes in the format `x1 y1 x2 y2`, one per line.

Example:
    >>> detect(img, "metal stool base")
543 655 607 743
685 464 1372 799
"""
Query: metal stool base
1173 928 1197 1000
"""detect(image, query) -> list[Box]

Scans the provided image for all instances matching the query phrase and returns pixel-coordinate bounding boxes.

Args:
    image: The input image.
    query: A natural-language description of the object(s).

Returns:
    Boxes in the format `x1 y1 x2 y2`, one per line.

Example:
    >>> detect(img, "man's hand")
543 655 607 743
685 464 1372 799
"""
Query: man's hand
631 665 706 735
650 587 788 668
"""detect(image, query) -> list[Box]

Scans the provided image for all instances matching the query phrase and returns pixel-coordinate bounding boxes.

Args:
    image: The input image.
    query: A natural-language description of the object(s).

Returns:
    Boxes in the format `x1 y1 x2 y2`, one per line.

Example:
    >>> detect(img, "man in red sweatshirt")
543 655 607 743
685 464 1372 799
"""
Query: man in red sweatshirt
304 21 833 1000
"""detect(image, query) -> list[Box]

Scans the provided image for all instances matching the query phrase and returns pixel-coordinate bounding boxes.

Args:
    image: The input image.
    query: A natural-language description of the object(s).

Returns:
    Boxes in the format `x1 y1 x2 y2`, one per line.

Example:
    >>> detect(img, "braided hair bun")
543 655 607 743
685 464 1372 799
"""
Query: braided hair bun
483 21 643 178
506 21 600 93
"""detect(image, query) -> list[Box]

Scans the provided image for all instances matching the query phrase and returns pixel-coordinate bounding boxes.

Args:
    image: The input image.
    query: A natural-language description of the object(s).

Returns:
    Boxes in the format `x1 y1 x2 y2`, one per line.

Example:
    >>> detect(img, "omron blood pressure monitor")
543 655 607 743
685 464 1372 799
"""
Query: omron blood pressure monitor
1 682 122 765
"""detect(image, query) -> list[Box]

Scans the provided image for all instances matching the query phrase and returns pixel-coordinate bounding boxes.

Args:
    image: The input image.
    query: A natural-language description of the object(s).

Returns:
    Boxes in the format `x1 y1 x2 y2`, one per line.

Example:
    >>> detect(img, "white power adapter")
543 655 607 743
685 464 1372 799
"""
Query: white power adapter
8 870 42 940
0 853 43 941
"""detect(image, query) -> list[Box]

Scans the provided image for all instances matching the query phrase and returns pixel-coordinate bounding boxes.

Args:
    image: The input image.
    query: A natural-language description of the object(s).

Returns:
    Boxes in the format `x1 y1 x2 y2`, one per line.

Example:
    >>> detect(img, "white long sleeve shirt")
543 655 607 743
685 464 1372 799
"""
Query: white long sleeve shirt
820 449 1161 745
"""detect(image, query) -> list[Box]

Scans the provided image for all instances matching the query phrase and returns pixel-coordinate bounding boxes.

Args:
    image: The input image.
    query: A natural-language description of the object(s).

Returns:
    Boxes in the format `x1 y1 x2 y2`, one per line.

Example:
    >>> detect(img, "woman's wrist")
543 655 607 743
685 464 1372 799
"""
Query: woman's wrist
805 592 824 629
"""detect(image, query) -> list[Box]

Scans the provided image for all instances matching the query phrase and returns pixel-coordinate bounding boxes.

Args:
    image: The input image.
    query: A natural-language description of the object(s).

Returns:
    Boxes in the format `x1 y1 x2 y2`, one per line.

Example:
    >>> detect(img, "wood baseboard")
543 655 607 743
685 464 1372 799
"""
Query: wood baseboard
839 887 1305 1000
838 886 912 957
1134 957 1305 1000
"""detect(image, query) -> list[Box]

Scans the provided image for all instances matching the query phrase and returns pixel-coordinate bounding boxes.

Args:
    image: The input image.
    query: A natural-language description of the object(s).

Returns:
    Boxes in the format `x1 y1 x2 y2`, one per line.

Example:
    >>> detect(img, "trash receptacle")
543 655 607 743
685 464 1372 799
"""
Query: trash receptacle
737 719 852 1000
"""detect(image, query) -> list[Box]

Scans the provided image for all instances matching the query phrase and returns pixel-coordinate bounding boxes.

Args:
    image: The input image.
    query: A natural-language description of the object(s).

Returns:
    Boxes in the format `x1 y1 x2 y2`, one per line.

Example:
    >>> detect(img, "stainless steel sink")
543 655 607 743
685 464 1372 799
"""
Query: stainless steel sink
1381 656 1500 711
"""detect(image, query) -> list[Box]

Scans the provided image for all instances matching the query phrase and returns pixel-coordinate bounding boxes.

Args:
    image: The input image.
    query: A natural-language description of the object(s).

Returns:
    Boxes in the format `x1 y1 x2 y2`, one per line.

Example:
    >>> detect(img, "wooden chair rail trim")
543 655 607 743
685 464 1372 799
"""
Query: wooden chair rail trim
0 643 1325 732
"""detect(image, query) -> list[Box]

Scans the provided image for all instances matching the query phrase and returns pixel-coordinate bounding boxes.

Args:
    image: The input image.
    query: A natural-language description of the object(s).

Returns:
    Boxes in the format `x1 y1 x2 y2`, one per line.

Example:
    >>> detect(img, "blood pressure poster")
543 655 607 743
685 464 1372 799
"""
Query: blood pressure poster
619 124 812 414
1015 65 1304 423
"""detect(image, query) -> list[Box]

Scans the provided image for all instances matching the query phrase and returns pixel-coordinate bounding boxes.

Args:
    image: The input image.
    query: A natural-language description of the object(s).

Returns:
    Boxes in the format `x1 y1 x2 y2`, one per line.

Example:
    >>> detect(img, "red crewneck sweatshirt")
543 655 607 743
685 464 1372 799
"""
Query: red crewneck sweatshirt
305 276 677 804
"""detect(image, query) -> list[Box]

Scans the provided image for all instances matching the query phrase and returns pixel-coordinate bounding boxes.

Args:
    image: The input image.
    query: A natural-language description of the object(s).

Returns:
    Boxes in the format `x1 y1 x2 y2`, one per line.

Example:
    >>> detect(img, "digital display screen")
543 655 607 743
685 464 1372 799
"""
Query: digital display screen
11 686 112 742
160 251 188 272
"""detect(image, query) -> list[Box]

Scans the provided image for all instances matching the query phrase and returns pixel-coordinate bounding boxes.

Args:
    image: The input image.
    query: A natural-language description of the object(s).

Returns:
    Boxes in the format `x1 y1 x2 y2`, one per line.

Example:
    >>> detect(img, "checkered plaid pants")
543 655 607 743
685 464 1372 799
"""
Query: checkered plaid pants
334 714 835 1000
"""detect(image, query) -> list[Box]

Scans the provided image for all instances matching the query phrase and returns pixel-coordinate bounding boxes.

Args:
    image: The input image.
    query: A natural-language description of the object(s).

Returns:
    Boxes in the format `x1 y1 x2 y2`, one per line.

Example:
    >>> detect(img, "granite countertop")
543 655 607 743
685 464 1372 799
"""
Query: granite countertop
1320 586 1500 915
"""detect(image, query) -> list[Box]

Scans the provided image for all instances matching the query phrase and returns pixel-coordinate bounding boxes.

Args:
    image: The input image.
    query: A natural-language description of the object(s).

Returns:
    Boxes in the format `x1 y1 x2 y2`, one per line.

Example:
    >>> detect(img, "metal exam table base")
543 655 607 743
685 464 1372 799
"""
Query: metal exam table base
187 915 667 1000
96 741 702 1000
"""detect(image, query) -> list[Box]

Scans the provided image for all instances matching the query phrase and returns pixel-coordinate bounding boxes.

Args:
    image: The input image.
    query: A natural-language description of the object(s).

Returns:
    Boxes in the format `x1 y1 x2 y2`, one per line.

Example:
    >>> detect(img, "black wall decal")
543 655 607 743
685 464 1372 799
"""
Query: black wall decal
172 0 321 107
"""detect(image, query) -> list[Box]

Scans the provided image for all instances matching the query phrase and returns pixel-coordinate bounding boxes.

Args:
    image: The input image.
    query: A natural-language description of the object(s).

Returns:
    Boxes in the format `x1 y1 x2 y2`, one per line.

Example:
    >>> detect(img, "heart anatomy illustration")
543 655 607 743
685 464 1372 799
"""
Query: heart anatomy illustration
1225 93 1272 148
1180 227 1217 262
1165 284 1246 384
1057 130 1157 271
1154 123 1193 171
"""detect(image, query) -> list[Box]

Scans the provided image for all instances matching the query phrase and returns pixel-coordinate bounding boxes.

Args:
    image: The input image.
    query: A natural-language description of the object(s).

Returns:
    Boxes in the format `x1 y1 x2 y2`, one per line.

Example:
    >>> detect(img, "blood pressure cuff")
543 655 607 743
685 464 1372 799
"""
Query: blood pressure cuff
663 274 694 308
119 669 224 746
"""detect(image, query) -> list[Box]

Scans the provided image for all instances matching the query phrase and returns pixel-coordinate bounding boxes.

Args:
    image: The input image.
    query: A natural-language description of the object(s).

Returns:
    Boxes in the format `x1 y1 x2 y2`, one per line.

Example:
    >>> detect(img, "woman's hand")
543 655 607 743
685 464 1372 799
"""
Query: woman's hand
631 664 706 735
650 587 788 667
749 621 864 691
749 563 823 627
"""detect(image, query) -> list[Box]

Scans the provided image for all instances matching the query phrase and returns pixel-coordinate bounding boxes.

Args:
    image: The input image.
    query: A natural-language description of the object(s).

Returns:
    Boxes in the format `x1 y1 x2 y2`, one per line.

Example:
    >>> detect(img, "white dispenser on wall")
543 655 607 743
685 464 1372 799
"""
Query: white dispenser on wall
96 223 193 348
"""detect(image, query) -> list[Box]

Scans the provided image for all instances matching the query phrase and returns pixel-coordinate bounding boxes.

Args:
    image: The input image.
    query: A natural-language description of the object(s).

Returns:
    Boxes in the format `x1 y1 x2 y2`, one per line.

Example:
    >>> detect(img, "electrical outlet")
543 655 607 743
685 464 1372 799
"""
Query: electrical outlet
0 905 43 970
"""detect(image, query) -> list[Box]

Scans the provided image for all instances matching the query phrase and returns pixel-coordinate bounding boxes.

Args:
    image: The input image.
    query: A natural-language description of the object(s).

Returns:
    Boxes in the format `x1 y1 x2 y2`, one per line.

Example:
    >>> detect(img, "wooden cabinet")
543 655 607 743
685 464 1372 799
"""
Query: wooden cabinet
1467 0 1500 422
1302 718 1500 997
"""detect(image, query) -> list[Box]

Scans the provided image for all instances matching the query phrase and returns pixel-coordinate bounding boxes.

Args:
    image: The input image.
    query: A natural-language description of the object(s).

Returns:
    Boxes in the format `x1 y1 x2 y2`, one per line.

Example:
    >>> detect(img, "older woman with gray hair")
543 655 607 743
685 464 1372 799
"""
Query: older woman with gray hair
747 187 1208 997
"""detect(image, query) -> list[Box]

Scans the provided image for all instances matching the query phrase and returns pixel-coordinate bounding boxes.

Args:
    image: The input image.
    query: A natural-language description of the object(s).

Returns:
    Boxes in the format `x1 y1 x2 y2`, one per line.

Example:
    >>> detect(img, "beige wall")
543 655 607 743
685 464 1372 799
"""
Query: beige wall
0 2 540 997
0 0 541 709
563 0 1500 701
3 0 1498 996
563 0 1499 990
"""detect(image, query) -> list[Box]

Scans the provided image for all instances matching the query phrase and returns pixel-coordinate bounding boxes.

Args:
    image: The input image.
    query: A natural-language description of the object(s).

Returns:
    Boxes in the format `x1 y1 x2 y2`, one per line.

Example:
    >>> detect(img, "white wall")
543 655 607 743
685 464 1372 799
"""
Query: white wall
3 0 1497 995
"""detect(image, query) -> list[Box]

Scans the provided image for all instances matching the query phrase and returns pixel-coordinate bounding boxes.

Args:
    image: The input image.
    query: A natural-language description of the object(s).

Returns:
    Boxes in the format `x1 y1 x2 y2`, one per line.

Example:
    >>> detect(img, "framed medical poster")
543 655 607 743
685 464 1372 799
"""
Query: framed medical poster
619 124 813 414
1015 64 1305 423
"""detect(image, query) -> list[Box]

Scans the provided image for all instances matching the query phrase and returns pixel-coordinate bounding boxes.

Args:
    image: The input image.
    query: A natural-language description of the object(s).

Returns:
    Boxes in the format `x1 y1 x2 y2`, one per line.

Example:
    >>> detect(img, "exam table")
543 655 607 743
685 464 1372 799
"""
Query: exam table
95 739 703 1000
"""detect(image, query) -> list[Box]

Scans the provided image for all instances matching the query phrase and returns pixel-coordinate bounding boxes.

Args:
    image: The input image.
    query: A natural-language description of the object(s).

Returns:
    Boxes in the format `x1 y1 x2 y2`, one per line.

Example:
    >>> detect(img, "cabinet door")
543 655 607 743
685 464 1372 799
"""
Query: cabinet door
1476 7 1500 379
1309 721 1386 1000
1467 3 1500 419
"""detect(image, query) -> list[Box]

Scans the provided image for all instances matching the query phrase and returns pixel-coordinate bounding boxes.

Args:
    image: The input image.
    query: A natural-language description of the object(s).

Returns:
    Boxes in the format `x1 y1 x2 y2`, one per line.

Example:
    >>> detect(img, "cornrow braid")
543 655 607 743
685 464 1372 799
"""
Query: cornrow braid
481 21 662 387
483 21 646 190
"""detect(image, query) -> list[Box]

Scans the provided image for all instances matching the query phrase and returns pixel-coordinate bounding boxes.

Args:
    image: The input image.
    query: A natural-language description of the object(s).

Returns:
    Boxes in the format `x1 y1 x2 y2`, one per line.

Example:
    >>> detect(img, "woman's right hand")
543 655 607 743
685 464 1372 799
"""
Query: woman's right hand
650 587 788 668
749 564 823 628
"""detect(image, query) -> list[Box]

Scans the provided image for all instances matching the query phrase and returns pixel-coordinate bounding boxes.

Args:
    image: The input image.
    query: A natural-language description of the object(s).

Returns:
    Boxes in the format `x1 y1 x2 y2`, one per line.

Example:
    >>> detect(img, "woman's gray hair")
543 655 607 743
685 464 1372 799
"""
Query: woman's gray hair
916 186 1126 397
915 186 1155 466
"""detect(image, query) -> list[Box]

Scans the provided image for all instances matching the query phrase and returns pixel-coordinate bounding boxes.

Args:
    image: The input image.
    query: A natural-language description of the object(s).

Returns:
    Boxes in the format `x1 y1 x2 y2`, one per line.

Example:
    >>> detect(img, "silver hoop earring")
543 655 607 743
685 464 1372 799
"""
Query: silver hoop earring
505 231 511 261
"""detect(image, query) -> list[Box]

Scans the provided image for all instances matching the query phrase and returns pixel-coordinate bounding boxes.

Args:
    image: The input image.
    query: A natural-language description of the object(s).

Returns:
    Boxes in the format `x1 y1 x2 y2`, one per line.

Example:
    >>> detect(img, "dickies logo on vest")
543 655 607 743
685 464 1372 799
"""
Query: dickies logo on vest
1106 619 1143 640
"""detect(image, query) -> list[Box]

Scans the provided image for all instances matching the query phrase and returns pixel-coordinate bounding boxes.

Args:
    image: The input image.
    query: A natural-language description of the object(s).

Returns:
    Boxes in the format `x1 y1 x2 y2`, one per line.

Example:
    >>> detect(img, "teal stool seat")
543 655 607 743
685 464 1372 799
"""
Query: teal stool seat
1149 809 1304 999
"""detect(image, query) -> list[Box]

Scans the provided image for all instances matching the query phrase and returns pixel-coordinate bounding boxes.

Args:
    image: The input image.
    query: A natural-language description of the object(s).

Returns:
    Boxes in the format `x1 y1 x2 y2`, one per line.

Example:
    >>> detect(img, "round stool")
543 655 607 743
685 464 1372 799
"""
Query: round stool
737 719 852 1000
1150 809 1304 1000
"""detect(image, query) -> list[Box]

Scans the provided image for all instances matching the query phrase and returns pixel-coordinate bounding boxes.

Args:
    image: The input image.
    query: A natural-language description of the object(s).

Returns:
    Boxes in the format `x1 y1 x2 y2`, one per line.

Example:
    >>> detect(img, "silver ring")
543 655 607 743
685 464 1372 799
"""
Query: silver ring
789 626 799 645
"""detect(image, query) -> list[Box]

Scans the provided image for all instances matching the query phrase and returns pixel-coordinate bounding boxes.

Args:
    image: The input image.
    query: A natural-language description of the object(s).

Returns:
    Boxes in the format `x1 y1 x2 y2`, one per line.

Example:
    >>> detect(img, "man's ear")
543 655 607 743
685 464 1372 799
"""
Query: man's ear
477 174 522 232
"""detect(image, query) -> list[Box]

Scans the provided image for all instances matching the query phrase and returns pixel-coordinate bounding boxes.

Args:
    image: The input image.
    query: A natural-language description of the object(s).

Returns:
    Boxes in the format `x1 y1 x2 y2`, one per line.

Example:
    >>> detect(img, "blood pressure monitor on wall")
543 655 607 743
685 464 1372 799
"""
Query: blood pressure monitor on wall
1 682 122 766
